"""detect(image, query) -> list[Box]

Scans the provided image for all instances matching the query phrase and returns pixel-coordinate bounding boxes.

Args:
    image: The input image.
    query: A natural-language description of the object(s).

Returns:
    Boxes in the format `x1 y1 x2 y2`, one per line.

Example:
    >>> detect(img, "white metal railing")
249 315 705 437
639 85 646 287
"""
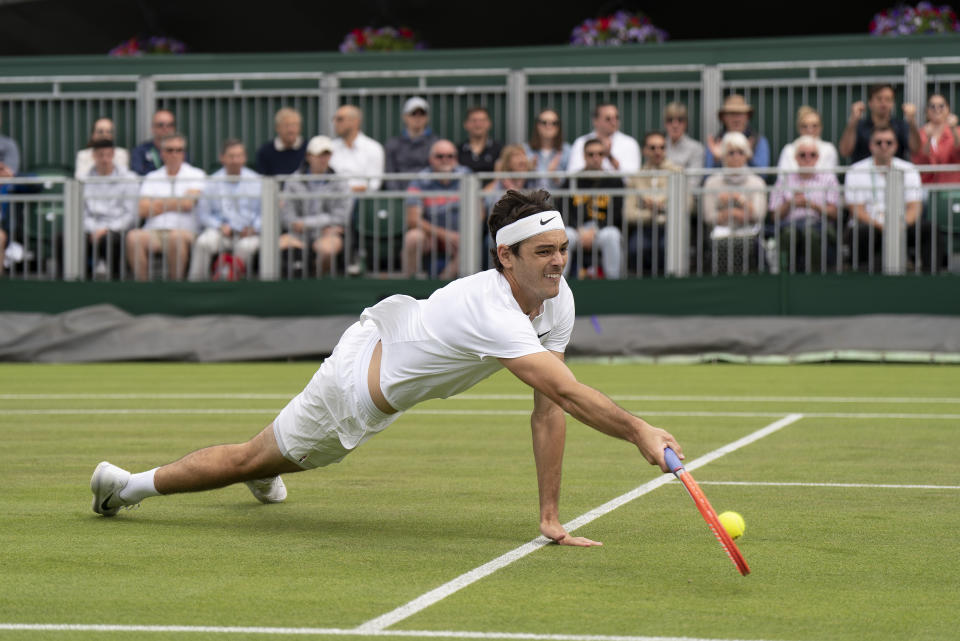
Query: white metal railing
3 166 958 281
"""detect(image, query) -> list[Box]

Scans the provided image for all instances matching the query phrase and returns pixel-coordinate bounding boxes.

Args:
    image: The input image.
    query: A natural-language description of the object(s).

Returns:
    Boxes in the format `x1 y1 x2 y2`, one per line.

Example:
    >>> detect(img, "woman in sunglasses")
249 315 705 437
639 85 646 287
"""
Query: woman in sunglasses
912 94 960 185
776 106 838 172
523 109 570 190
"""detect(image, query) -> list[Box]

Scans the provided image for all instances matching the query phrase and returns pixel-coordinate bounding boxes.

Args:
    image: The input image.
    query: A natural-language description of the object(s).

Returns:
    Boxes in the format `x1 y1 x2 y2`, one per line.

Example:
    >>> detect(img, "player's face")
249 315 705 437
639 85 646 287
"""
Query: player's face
510 229 568 303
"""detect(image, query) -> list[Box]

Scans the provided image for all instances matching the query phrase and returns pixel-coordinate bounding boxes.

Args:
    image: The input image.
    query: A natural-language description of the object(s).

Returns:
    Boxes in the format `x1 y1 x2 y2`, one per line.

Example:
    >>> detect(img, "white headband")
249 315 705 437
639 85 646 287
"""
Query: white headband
495 211 565 247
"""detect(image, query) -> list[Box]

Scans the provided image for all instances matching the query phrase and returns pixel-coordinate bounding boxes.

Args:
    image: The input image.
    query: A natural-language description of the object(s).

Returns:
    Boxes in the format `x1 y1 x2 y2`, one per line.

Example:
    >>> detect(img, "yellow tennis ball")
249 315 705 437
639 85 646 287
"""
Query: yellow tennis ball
718 511 745 539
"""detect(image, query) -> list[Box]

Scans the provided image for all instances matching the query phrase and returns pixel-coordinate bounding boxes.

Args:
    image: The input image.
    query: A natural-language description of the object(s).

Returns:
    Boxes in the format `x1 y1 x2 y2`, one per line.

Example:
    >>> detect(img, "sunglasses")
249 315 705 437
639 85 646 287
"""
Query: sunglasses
538 119 559 126
432 153 456 160
726 148 746 156
645 144 666 151
408 109 427 116
796 151 819 159
163 147 185 153
872 139 896 147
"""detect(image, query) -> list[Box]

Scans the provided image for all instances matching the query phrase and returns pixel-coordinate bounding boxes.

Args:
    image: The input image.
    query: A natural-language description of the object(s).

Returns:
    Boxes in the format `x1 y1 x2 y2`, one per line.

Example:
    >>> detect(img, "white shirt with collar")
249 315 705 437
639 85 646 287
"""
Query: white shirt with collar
139 163 206 232
567 130 641 175
330 132 385 191
844 156 923 225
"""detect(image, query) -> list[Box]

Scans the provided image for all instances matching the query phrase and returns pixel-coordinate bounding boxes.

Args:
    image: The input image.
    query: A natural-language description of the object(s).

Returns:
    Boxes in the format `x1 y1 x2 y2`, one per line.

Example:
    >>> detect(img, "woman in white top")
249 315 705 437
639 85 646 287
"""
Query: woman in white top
523 109 570 190
74 118 130 178
702 132 768 235
776 106 838 172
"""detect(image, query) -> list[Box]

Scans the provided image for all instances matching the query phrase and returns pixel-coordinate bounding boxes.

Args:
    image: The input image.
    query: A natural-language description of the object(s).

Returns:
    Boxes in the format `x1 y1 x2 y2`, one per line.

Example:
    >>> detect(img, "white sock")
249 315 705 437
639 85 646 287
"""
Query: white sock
119 468 161 503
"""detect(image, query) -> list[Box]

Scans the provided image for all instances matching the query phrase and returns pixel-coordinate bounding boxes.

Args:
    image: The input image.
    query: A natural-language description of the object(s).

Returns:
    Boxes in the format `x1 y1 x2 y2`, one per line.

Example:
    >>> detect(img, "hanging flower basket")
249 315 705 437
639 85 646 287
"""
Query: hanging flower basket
870 2 960 36
108 36 188 57
340 26 426 53
570 10 668 46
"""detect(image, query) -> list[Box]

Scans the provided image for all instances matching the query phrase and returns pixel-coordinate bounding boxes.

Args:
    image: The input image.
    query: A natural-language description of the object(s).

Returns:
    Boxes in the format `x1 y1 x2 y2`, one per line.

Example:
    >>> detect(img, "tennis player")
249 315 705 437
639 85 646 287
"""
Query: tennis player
91 189 684 547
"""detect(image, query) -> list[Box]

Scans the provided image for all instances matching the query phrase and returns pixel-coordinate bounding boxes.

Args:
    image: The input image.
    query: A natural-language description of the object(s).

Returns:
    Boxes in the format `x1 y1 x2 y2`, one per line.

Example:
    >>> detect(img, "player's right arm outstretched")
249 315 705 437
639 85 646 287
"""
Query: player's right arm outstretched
500 351 683 472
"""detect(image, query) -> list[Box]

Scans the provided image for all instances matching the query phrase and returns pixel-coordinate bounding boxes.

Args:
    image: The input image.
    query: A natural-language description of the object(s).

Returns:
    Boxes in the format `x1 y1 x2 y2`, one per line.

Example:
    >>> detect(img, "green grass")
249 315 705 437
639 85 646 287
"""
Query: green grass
1 363 958 641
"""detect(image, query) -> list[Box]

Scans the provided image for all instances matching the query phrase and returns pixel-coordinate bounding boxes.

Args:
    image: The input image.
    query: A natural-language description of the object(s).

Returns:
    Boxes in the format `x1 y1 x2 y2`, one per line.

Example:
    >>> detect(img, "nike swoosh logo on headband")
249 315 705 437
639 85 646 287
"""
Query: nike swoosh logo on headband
540 216 557 225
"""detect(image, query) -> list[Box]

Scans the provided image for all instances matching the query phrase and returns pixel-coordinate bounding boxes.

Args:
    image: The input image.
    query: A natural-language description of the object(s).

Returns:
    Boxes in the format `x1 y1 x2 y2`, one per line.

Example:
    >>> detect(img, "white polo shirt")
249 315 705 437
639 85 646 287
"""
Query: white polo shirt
361 268 575 411
567 130 641 175
139 163 206 232
330 131 385 192
844 157 923 225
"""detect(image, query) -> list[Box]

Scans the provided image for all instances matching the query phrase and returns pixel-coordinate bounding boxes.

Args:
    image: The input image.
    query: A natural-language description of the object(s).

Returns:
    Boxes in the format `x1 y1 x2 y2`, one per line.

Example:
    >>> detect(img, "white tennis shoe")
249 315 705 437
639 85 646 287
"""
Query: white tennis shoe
245 476 287 504
90 461 137 517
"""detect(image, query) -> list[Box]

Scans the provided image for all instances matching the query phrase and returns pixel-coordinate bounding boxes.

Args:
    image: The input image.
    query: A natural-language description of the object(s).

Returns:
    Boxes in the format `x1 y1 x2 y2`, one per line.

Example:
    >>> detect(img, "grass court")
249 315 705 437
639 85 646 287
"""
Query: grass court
1 361 958 641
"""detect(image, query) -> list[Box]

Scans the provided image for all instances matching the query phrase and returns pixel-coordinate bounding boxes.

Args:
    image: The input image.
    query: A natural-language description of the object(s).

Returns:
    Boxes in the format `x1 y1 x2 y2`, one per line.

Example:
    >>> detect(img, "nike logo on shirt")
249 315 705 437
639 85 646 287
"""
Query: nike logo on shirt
537 330 551 338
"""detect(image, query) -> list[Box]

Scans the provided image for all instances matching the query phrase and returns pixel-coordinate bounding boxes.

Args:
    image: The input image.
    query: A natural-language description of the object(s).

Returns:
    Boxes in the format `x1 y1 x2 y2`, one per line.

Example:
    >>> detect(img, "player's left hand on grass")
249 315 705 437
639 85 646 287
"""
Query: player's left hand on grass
541 522 602 547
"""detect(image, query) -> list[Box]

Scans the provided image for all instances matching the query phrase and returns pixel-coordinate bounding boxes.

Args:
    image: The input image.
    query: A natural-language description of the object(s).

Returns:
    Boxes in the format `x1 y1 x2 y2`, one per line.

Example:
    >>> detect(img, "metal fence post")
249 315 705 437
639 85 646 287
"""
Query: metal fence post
136 76 157 143
665 171 689 276
62 179 84 281
905 59 926 114
321 74 339 137
459 173 482 276
701 65 722 143
507 69 528 147
259 177 280 280
883 167 906 275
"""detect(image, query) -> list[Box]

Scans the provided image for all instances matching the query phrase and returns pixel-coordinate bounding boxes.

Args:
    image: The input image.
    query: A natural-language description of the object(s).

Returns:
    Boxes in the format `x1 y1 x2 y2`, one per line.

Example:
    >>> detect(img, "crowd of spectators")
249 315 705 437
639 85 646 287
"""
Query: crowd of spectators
1 83 958 279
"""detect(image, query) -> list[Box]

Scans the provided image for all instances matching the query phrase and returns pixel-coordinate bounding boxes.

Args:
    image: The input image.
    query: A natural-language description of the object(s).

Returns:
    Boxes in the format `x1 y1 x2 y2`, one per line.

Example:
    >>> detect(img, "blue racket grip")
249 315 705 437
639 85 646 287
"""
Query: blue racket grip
663 447 684 474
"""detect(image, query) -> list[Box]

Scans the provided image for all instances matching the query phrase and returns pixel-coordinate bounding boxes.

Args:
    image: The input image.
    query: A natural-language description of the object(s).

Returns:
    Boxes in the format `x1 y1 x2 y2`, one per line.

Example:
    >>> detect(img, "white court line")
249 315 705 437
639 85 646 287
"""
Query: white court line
0 624 781 641
1 392 959 404
699 481 960 490
1 408 959 421
353 414 803 633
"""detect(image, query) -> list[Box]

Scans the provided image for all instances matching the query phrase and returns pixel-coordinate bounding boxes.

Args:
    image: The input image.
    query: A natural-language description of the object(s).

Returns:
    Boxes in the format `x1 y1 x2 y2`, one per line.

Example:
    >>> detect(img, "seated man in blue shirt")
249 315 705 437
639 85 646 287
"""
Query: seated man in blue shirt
189 139 262 281
402 139 470 279
256 108 306 176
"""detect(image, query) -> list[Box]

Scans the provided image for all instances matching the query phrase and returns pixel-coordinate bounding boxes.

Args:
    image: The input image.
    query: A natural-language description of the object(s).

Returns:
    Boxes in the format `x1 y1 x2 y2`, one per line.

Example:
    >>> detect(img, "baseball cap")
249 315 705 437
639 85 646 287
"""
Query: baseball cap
306 135 334 155
403 97 430 115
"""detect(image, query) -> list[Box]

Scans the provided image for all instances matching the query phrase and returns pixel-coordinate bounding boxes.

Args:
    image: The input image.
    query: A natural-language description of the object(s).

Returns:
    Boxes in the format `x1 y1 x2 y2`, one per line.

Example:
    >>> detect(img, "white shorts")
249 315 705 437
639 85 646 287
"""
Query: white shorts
273 320 401 469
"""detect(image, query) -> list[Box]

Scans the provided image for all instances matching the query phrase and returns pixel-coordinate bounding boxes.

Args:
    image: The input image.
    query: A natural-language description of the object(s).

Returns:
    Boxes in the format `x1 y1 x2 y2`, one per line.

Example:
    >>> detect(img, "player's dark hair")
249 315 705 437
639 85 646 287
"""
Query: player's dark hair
488 189 555 272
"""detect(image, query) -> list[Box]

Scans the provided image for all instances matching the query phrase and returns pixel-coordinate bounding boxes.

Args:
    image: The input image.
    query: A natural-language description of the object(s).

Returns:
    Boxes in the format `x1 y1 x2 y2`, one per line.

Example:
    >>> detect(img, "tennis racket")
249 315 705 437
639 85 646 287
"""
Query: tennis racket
664 447 750 576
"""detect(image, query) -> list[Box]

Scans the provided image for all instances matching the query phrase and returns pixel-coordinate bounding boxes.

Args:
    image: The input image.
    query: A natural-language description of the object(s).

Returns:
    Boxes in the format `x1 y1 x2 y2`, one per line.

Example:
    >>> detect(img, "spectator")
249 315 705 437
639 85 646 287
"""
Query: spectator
131 109 179 176
75 118 130 179
403 139 469 279
457 106 502 180
838 83 919 163
256 107 306 176
279 136 351 276
705 95 770 171
330 104 385 192
624 131 688 275
912 94 960 185
567 103 641 176
384 97 438 191
563 138 624 279
844 126 927 270
0 108 21 177
523 108 570 191
768 135 840 271
663 101 705 191
702 133 767 272
81 139 138 279
127 132 205 281
189 139 262 281
483 144 534 204
776 106 839 172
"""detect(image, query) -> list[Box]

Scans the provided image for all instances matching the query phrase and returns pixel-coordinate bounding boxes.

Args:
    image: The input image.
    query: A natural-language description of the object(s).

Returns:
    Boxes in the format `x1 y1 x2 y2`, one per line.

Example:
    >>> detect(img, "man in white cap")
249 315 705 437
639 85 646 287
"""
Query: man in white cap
384 96 439 191
278 135 351 275
89 188 685 548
